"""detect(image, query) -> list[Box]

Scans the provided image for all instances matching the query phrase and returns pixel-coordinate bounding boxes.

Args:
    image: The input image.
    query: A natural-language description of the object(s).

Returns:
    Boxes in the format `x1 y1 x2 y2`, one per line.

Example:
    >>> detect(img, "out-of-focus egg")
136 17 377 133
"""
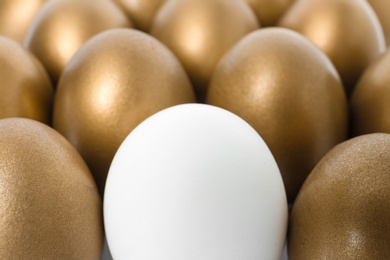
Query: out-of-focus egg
278 0 386 95
0 0 45 43
289 133 390 259
206 28 348 203
350 49 390 136
24 0 132 82
0 36 52 124
113 0 166 31
104 104 288 260
368 0 390 46
150 0 259 100
245 0 295 27
0 118 103 259
53 28 195 195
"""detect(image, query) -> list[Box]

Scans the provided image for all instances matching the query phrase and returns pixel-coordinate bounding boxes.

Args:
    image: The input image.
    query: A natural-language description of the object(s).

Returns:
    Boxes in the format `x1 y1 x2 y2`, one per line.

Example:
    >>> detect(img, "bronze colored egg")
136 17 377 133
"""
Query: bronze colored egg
113 0 166 31
53 28 195 195
206 28 347 203
350 50 390 136
368 0 390 46
278 0 385 95
289 133 390 259
0 36 52 124
0 118 103 259
246 0 295 27
150 0 259 101
24 0 132 83
0 0 45 43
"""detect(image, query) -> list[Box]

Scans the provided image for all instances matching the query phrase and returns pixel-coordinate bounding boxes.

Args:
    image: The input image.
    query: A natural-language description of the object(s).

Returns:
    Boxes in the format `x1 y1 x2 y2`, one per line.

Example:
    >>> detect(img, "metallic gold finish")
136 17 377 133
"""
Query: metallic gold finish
113 0 166 31
0 118 103 259
0 0 45 44
53 29 196 195
278 0 386 95
368 0 390 46
206 28 348 203
246 0 295 27
289 133 390 259
350 50 390 136
0 36 52 124
150 0 259 101
24 0 132 83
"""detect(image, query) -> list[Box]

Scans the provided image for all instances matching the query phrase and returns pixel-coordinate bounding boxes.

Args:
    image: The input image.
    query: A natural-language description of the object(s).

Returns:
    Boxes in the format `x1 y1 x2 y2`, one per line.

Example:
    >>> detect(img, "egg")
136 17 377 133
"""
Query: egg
289 133 390 259
0 0 45 43
0 36 52 124
113 0 166 31
245 0 295 27
104 104 288 260
53 28 195 195
350 49 390 136
278 0 385 95
0 118 102 259
150 0 259 100
206 28 348 203
24 0 132 82
368 0 390 46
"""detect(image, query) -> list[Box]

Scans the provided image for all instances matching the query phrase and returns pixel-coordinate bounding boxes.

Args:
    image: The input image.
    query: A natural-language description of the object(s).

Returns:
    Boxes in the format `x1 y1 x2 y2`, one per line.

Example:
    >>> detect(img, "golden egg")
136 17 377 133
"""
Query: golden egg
289 133 390 259
350 50 390 136
206 28 347 203
245 0 295 27
0 118 103 259
368 0 390 46
53 28 196 195
278 0 386 95
24 0 132 83
150 0 259 100
113 0 166 31
0 36 52 124
0 0 45 43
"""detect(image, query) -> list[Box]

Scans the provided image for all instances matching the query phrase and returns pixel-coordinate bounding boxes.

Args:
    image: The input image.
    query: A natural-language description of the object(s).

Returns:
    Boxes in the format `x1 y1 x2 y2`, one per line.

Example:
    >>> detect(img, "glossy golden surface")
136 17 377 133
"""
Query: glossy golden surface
150 0 259 100
246 0 294 27
289 133 390 259
113 0 165 31
0 118 103 259
350 50 390 136
0 0 45 43
53 29 196 195
206 28 347 203
0 36 52 124
279 0 385 95
368 0 390 46
24 0 132 83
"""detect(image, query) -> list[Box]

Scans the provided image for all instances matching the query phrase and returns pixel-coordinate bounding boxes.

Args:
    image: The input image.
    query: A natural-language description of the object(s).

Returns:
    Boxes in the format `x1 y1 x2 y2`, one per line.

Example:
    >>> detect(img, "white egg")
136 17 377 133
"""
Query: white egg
104 104 287 260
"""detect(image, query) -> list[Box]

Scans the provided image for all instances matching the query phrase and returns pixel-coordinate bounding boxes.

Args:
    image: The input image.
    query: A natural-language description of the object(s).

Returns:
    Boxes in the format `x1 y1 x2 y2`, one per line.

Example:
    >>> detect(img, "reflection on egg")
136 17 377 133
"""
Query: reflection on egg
279 0 386 94
368 0 390 46
207 28 348 203
24 0 132 82
0 118 103 259
246 0 295 27
104 104 288 260
0 36 52 124
289 133 390 259
53 28 195 196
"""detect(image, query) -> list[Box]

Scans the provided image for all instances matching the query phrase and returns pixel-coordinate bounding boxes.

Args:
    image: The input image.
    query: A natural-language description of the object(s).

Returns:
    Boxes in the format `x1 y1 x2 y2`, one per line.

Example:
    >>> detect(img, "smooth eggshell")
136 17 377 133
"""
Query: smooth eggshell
104 104 288 260
368 0 390 46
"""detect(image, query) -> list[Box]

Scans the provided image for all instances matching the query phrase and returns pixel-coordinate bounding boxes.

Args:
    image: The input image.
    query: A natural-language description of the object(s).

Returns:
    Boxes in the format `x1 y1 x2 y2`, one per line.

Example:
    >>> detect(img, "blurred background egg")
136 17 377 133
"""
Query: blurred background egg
0 0 45 43
245 0 295 27
53 28 195 196
104 104 288 260
278 0 386 95
289 133 390 259
0 36 52 124
207 28 348 203
350 49 390 136
24 0 132 83
0 118 103 259
368 0 390 46
150 0 259 101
